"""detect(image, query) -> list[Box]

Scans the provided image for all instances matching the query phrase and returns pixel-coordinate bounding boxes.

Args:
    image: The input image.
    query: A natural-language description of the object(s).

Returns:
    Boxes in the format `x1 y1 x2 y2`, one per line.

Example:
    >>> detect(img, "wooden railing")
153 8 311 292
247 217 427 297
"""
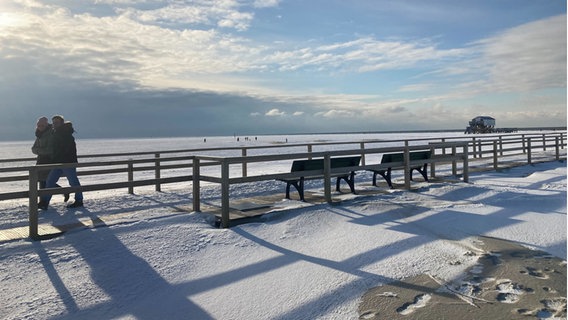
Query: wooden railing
0 131 564 238
193 142 471 228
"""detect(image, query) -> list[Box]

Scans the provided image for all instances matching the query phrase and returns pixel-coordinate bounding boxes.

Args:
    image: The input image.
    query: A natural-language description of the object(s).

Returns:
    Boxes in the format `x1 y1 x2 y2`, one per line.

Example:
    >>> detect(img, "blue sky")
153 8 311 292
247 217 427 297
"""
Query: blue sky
0 0 565 140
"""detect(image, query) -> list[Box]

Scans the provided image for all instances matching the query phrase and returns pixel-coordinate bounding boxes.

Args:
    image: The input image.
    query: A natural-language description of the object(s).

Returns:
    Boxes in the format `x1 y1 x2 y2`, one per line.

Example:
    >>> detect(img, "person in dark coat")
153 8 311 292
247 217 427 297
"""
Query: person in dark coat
31 117 68 201
31 117 53 188
38 115 83 209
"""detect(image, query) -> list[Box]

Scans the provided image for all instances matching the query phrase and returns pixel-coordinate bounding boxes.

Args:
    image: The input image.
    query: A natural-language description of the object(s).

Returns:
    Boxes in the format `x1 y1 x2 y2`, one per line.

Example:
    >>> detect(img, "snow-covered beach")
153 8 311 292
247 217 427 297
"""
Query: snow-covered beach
0 133 566 319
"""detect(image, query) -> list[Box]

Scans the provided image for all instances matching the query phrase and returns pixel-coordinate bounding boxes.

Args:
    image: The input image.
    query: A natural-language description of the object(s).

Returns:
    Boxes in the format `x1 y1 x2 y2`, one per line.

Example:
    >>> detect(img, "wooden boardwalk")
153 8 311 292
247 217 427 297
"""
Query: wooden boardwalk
0 154 561 242
0 179 433 242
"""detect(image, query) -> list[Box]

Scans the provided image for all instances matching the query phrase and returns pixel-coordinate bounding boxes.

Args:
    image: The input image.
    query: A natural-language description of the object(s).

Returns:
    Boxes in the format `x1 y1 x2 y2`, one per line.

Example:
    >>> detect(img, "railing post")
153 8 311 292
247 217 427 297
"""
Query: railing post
323 154 332 203
555 137 560 161
128 161 134 194
527 138 532 164
307 145 313 160
499 136 503 156
542 134 546 151
478 140 483 159
28 167 39 240
429 145 436 178
404 141 411 190
522 134 526 153
441 138 446 155
155 153 161 192
451 146 457 176
192 157 201 212
241 148 247 177
221 159 230 228
493 141 498 170
472 137 477 158
360 142 366 166
561 133 565 149
462 144 469 183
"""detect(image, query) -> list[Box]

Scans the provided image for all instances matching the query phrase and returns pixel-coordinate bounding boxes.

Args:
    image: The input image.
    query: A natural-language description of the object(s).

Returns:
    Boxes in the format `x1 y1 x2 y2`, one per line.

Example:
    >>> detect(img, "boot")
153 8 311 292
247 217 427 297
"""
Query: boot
38 201 48 210
67 200 83 208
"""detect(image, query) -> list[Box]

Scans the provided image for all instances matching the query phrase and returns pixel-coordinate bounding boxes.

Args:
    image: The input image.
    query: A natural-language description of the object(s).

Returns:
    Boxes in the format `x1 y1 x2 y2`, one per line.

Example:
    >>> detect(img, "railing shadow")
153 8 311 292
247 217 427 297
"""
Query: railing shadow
36 210 214 320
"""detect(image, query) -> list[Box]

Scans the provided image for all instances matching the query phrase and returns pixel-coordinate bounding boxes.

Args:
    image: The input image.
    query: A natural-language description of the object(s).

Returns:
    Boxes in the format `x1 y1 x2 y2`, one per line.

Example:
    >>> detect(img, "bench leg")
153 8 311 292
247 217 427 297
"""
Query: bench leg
336 172 356 194
285 179 305 201
372 172 377 186
410 164 429 182
298 177 305 201
421 164 429 182
347 172 356 193
375 169 393 188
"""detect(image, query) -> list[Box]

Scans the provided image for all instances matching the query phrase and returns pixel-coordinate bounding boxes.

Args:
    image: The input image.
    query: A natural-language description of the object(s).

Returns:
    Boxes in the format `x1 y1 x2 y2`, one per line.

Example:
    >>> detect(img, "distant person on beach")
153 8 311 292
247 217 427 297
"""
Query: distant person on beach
38 115 83 210
31 117 68 202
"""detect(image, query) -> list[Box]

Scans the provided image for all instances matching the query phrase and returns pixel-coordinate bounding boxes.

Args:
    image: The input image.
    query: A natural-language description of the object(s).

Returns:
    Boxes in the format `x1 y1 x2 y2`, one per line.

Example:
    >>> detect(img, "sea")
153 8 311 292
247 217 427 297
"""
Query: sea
1 131 465 161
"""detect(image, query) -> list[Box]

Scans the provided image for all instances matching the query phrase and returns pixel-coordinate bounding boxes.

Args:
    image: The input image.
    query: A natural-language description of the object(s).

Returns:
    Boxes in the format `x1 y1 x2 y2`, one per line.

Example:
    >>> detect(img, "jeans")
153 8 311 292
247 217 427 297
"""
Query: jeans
41 167 83 204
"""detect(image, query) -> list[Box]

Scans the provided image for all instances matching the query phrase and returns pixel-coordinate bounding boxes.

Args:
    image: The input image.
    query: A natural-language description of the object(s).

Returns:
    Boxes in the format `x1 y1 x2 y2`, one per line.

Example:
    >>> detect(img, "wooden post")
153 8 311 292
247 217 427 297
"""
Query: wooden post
28 167 39 240
561 133 564 149
192 157 201 212
527 138 532 164
404 141 411 190
155 153 161 192
555 137 560 161
522 134 526 153
429 145 436 178
307 145 313 160
441 138 446 155
323 154 332 203
221 159 230 228
499 136 503 156
451 146 457 176
472 137 477 158
360 142 366 166
478 140 483 158
542 134 546 151
462 144 469 183
128 161 134 194
241 148 247 177
493 141 498 170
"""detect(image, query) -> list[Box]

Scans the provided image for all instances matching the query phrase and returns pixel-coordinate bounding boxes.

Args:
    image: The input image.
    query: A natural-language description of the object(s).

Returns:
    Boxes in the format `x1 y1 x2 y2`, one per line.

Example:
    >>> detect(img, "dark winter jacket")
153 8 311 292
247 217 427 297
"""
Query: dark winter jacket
51 122 78 164
32 124 54 165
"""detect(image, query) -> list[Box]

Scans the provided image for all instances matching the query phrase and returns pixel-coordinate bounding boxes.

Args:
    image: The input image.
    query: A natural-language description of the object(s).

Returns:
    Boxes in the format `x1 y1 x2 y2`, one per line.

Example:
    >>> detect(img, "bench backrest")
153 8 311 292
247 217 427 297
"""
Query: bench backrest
380 151 431 164
291 156 361 172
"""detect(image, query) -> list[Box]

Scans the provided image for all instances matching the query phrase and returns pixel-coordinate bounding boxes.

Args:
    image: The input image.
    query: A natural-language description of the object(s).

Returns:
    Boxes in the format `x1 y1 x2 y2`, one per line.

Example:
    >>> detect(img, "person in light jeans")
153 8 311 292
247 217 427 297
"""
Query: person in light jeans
38 115 83 209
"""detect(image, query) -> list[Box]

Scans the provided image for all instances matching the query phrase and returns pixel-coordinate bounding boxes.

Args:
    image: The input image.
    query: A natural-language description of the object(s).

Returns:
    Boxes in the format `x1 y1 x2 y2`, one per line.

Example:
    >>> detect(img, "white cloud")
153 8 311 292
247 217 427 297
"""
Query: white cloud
292 111 304 116
315 109 354 118
265 108 285 116
398 83 433 92
253 0 280 8
465 14 566 93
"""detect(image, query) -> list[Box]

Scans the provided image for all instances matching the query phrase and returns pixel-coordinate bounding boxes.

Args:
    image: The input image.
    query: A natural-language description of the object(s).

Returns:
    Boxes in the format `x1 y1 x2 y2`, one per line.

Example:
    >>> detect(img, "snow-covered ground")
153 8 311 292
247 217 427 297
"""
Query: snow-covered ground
0 133 566 319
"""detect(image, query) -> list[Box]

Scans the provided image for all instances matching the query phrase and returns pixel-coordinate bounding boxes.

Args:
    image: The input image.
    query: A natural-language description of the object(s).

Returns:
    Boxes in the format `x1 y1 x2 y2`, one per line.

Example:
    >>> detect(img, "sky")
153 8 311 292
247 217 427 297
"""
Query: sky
0 0 566 140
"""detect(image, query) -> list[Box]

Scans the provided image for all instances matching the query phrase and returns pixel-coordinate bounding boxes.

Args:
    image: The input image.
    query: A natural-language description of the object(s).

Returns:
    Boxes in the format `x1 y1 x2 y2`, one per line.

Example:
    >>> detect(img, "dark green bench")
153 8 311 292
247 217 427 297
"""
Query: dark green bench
280 156 361 201
368 151 431 188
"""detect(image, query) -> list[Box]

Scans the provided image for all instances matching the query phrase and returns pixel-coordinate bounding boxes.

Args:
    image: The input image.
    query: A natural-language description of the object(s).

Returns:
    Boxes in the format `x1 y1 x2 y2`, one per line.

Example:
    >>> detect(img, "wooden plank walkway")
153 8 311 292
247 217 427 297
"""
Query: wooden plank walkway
1 179 429 242
0 162 541 242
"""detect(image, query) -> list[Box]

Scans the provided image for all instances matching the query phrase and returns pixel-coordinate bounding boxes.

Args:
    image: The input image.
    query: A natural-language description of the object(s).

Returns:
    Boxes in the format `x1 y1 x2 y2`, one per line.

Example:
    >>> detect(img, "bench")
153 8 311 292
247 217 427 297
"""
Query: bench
280 156 361 201
368 151 431 188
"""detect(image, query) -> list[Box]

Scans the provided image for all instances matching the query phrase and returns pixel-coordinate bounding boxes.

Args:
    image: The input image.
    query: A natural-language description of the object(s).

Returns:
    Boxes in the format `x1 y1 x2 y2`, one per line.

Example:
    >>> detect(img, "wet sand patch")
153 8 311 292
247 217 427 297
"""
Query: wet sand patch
358 236 566 319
